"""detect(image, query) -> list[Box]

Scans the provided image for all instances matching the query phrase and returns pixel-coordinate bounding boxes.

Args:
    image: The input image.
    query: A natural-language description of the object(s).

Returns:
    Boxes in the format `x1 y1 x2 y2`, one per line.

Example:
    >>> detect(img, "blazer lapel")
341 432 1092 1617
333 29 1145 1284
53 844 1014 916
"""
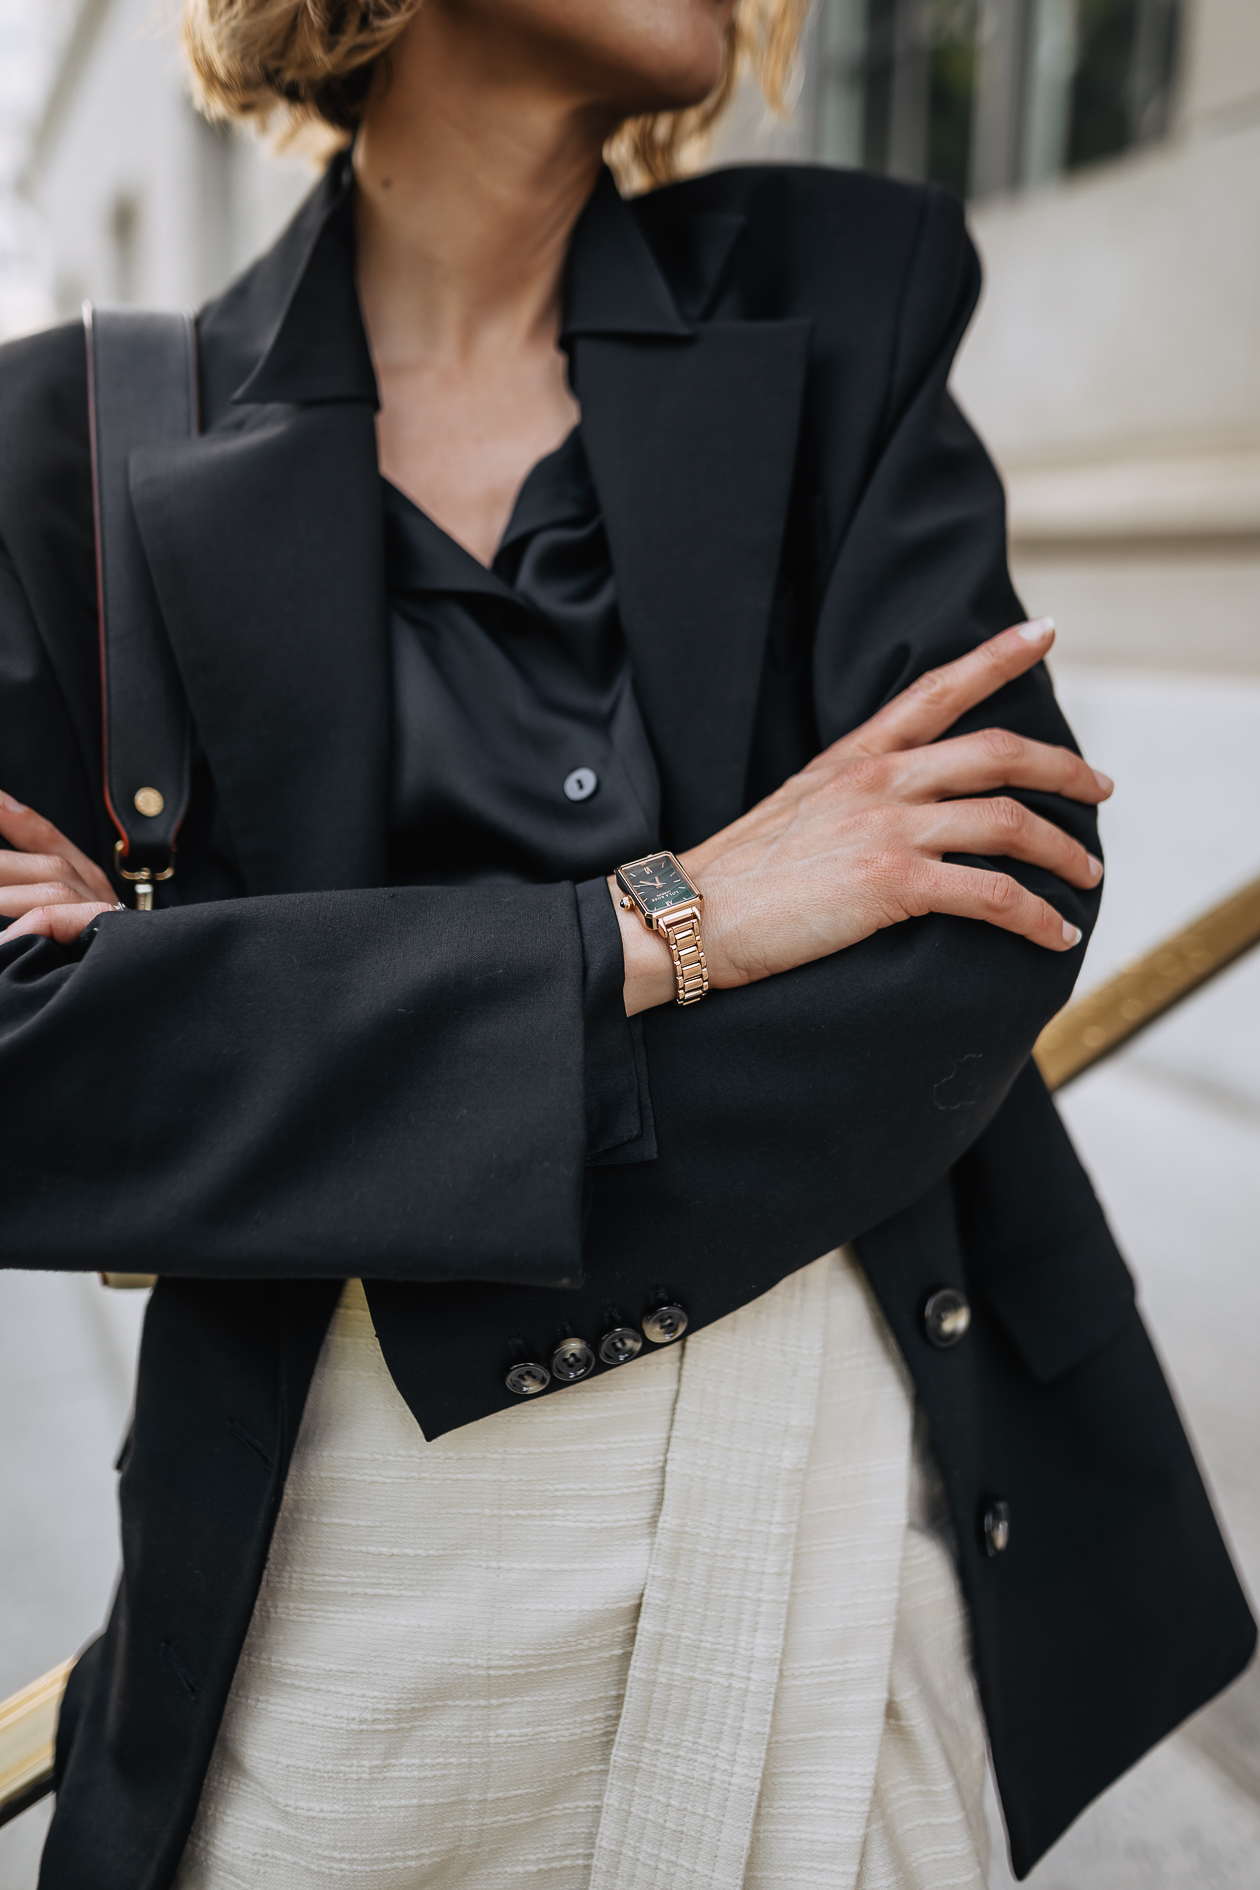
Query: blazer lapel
118 159 805 892
129 402 388 895
575 319 811 850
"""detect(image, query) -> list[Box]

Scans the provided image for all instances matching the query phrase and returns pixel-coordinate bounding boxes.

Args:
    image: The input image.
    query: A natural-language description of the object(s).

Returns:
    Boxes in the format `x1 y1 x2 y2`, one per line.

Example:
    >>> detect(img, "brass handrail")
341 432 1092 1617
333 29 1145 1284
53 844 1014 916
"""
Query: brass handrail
1035 872 1260 1091
0 1660 72 1829
6 872 1260 1830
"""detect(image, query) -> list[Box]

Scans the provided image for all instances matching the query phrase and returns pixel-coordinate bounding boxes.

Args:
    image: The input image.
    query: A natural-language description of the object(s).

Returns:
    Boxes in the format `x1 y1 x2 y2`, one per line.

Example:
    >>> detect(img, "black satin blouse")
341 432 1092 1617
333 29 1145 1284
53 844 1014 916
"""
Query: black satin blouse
386 425 659 886
383 425 658 1163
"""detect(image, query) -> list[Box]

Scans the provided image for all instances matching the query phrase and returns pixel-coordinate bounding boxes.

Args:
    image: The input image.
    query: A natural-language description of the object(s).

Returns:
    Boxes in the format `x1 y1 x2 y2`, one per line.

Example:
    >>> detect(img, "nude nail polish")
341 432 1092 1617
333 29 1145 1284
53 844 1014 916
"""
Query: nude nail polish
1087 855 1103 880
1093 769 1114 793
1017 617 1054 641
1063 921 1082 946
0 790 25 812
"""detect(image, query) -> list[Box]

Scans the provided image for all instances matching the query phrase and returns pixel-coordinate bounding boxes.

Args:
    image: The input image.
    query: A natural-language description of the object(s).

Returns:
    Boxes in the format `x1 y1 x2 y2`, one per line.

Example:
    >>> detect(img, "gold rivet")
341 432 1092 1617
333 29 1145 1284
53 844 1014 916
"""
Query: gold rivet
133 787 164 818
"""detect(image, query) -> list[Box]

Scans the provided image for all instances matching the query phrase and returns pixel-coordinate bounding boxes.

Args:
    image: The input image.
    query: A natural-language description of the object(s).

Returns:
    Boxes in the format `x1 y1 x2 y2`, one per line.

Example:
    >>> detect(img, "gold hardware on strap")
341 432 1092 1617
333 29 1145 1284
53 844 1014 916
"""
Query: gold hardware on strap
1035 873 1260 1091
661 908 709 1006
114 837 175 909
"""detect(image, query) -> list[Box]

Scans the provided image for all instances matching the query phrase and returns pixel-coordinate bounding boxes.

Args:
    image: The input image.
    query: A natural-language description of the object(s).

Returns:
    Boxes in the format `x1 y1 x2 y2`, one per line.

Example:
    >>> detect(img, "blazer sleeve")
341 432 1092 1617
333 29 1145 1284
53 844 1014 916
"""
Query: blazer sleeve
583 186 1102 1282
0 886 592 1286
0 538 593 1285
0 191 1088 1295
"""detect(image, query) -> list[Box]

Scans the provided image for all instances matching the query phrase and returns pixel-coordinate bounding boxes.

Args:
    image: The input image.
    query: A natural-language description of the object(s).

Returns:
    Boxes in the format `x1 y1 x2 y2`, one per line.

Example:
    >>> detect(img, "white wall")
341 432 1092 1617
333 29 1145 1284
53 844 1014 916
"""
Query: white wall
955 118 1260 463
1055 665 1260 1108
953 0 1260 672
0 0 69 338
26 0 313 318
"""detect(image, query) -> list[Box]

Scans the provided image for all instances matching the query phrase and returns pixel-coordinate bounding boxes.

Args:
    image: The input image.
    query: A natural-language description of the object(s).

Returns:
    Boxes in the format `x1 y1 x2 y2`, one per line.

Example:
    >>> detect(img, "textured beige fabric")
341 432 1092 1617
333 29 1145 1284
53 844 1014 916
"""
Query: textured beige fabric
854 1425 990 1890
173 1254 988 1890
174 1279 684 1890
589 1247 832 1890
744 1270 930 1890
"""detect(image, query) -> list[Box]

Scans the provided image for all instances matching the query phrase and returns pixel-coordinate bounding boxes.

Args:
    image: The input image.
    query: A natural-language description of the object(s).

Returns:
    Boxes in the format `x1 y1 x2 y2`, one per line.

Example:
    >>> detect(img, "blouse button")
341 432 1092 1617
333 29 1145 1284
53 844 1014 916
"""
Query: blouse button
563 767 599 802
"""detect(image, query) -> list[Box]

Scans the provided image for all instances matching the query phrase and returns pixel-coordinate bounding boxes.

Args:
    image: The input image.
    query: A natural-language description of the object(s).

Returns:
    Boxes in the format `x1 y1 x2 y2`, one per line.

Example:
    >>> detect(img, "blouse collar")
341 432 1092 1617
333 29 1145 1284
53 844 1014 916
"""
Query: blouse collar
383 424 597 599
231 153 693 411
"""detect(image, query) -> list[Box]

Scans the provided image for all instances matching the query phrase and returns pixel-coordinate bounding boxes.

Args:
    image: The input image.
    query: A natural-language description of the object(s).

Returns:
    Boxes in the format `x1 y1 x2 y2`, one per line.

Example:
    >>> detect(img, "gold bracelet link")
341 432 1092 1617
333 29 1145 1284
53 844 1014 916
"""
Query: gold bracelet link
663 911 708 1006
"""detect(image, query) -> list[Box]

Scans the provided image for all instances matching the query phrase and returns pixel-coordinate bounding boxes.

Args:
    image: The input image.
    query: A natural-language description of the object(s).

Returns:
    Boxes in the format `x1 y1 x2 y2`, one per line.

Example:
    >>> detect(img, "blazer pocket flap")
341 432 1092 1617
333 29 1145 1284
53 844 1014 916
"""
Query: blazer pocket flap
981 1218 1138 1383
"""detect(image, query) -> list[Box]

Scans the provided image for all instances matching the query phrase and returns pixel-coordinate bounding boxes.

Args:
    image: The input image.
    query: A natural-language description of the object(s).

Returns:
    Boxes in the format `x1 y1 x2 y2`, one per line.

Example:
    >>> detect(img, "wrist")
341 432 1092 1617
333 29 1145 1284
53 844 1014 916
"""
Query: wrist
608 876 677 1017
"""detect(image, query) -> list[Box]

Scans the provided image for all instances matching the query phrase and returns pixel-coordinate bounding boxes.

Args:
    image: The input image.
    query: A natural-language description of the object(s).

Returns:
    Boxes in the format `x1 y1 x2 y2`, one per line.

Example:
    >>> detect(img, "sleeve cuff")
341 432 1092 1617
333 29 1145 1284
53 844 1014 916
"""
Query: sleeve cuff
575 875 657 1165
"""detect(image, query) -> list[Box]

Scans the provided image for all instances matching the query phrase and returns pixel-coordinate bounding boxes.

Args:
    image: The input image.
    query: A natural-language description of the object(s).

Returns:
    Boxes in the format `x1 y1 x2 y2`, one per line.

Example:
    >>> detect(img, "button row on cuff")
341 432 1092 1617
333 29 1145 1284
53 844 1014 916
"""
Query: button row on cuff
504 1282 1014 1559
505 1300 689 1396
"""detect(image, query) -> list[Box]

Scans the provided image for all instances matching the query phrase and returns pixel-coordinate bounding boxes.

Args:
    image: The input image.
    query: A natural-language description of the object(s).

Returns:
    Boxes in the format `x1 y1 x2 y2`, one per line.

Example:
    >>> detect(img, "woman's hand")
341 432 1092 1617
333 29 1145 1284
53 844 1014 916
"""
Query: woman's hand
616 619 1113 1016
0 793 119 942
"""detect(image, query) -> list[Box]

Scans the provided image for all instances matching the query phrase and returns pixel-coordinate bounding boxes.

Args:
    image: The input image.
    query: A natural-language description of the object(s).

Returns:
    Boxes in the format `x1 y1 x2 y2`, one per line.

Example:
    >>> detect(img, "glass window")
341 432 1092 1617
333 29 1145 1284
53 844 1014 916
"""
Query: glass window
812 0 1182 198
1066 0 1180 171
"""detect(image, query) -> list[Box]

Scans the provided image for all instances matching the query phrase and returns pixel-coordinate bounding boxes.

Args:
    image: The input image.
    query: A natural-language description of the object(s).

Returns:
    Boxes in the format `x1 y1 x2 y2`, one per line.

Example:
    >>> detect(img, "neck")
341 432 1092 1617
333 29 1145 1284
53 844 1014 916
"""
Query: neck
354 5 614 369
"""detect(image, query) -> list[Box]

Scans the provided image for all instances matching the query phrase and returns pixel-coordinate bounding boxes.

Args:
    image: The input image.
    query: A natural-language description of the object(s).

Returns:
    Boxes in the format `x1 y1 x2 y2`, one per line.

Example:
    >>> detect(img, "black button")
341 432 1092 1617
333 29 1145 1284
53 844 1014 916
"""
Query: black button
551 1336 595 1383
642 1303 688 1345
599 1325 643 1366
923 1288 971 1349
505 1359 550 1397
982 1499 1011 1557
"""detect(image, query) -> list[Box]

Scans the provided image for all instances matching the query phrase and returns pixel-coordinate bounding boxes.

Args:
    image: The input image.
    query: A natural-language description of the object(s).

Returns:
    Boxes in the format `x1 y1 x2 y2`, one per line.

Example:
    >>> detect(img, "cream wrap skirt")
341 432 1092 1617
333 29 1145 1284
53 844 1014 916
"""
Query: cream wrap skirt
174 1250 991 1890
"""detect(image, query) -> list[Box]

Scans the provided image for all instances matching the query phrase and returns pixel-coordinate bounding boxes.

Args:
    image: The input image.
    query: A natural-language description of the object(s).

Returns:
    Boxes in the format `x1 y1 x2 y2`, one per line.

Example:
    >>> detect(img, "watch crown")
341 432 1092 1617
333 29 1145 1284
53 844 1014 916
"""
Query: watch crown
619 896 633 909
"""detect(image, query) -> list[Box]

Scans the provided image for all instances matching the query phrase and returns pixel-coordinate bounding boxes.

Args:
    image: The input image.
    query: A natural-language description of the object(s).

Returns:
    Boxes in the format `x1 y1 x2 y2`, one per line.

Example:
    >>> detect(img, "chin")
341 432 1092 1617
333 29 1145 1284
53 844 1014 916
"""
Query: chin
500 0 733 117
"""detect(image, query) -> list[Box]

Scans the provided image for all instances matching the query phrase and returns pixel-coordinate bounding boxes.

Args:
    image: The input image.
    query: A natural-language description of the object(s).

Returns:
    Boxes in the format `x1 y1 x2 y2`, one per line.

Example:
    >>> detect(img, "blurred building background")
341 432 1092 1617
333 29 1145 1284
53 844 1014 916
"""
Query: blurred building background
2 0 1257 1884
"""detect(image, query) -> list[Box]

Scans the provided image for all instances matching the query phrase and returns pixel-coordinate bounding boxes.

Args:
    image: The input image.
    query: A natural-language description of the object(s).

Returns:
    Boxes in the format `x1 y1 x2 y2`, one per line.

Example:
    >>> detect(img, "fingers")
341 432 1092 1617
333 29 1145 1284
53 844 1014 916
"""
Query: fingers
909 796 1103 890
0 881 105 919
916 860 1081 952
886 727 1114 808
829 619 1057 763
0 791 116 904
2 901 118 945
0 847 106 899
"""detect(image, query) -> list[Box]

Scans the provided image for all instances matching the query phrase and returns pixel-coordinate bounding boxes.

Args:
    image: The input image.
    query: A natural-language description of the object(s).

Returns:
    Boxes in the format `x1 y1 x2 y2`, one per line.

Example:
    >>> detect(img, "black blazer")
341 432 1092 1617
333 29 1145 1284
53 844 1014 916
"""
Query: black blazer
0 161 1252 1886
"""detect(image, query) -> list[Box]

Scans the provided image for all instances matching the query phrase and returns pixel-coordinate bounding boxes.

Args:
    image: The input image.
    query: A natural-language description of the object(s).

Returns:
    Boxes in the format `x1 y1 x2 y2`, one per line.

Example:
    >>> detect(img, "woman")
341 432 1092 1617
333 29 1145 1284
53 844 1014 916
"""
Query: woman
0 1 1252 1885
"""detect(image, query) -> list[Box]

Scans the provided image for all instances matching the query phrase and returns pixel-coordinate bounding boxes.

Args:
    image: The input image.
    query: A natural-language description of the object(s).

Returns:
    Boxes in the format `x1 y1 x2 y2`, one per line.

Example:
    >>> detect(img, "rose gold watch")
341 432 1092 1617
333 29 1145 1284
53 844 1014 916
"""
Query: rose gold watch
614 851 708 1006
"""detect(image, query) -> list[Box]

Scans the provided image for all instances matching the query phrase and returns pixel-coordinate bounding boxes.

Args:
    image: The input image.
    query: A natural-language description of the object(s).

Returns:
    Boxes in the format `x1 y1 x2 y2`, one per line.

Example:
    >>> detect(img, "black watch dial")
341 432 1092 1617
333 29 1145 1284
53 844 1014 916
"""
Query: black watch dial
621 853 695 917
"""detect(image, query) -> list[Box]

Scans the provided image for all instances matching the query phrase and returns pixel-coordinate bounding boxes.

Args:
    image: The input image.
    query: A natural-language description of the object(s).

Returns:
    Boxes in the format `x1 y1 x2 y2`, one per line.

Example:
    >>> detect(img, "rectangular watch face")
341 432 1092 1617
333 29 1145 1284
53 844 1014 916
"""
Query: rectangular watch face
620 853 696 916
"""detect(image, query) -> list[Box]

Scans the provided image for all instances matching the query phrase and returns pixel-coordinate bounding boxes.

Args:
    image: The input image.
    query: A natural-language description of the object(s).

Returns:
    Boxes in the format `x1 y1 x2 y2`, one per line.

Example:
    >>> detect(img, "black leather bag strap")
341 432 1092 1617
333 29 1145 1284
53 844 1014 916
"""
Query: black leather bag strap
84 303 197 904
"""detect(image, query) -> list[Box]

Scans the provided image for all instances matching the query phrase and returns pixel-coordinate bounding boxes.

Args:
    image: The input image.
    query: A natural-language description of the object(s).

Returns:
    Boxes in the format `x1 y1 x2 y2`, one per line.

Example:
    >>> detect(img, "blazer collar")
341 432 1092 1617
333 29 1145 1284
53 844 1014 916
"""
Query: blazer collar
560 169 693 342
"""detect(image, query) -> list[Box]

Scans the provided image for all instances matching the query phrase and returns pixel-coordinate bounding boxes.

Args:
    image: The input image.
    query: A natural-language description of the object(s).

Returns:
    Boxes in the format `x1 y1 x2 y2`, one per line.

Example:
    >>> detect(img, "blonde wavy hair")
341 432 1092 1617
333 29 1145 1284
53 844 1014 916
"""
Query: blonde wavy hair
182 0 811 188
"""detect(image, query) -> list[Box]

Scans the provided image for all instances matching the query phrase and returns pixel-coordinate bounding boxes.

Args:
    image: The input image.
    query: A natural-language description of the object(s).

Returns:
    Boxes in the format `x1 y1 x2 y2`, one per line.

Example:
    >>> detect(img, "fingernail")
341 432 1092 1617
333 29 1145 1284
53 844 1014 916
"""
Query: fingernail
1087 854 1103 880
1016 617 1054 641
1063 920 1082 946
0 790 25 812
1093 769 1114 793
